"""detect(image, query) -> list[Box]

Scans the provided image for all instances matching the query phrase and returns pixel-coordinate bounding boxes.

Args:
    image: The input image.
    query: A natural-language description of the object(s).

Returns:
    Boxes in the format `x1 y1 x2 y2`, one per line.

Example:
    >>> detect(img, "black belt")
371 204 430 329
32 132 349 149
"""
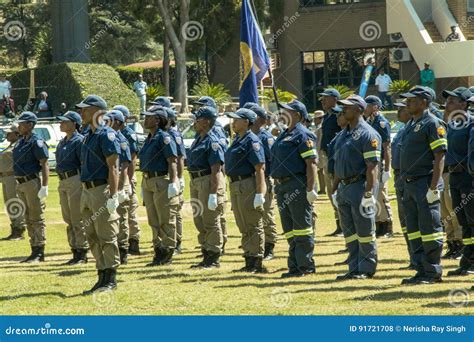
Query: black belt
448 164 466 174
189 169 211 179
58 169 79 180
82 179 107 189
143 171 167 179
404 174 430 183
341 174 365 185
0 171 14 177
16 174 38 184
229 174 253 183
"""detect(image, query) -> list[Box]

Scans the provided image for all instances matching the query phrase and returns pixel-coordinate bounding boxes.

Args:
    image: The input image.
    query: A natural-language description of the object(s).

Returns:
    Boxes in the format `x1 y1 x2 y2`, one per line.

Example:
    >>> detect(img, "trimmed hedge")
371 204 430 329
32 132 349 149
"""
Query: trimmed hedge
10 63 139 115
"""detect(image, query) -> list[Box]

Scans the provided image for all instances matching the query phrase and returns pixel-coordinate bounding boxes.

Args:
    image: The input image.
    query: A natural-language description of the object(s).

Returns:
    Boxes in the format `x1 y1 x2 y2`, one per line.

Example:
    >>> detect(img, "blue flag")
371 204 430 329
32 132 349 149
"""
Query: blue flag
358 65 374 98
239 0 270 107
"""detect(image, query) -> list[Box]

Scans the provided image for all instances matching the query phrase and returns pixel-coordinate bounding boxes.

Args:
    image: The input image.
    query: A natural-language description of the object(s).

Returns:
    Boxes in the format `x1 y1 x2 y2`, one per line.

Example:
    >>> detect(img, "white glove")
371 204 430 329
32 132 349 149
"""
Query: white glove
361 195 376 210
331 191 338 208
125 183 132 194
37 186 48 200
306 190 318 203
381 171 391 184
426 188 441 204
179 177 185 192
106 196 119 215
117 189 129 204
208 194 218 211
167 182 179 199
253 193 265 209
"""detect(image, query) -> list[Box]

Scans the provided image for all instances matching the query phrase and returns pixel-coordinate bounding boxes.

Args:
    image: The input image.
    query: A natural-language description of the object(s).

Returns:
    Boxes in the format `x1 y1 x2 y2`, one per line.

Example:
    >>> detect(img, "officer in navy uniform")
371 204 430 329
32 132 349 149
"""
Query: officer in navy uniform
56 111 88 265
470 119 474 291
244 102 278 261
442 87 474 276
332 95 381 280
399 86 447 285
188 106 225 268
77 95 121 294
139 106 180 266
271 100 318 278
13 112 49 263
113 105 141 256
150 96 173 108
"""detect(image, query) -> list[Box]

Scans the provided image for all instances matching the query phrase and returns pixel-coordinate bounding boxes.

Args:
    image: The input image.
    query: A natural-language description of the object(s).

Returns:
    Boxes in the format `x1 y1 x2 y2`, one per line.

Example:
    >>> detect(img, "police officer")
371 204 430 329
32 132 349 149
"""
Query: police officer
104 110 132 265
150 96 173 108
188 106 225 268
13 112 49 263
245 102 278 260
56 111 88 265
226 108 267 273
0 123 26 241
139 106 179 266
318 88 342 236
364 95 394 238
77 95 121 294
113 105 141 256
332 95 381 280
271 100 318 278
399 86 447 285
442 87 474 276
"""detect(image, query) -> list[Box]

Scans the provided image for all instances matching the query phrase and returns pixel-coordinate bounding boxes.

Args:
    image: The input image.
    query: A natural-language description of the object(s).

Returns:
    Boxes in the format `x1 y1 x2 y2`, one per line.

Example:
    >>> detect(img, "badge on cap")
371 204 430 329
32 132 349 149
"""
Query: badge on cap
437 126 446 136
211 142 219 151
108 132 116 141
371 139 378 148
120 142 127 150
380 121 386 129
176 137 182 145
219 138 227 146
306 139 314 148
414 124 421 132
252 142 261 152
164 136 171 145
37 140 44 148
267 138 274 147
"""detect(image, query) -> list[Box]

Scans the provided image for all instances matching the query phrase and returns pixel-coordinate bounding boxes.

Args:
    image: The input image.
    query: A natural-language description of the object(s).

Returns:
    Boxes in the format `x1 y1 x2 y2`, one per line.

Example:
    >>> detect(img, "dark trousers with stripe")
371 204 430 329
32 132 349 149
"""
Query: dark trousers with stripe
394 170 413 264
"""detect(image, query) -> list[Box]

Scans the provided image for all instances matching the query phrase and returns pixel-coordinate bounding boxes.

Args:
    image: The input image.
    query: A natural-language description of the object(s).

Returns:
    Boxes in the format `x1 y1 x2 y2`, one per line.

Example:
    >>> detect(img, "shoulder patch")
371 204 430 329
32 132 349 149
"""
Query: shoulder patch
252 142 261 152
120 142 127 150
371 138 378 148
36 140 44 148
164 136 171 145
437 126 446 136
380 121 386 129
414 124 421 132
175 136 182 145
352 130 361 141
306 139 314 148
211 142 219 151
267 137 274 147
107 132 116 141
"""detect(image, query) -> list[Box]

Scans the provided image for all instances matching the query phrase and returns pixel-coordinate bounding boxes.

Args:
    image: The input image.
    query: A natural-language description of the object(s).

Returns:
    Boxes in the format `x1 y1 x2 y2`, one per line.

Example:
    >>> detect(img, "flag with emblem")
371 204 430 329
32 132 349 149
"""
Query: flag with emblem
239 0 270 107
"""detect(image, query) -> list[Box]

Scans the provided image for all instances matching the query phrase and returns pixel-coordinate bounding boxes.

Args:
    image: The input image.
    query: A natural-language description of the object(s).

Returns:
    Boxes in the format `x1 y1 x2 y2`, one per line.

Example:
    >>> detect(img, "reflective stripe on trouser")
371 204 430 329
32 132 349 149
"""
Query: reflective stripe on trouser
337 179 377 275
450 172 474 270
142 176 178 249
229 176 264 257
441 173 462 241
275 176 315 274
16 177 46 247
80 184 120 270
190 174 224 254
375 163 393 223
1 175 26 232
394 171 412 263
321 151 338 220
58 174 88 250
402 176 443 278
128 177 140 240
263 177 277 245
176 194 184 242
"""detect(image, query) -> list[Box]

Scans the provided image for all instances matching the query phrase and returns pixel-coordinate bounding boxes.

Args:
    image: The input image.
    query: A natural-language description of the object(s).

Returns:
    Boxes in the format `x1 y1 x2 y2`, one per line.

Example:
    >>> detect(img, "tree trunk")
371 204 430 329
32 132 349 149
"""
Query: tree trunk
163 32 170 96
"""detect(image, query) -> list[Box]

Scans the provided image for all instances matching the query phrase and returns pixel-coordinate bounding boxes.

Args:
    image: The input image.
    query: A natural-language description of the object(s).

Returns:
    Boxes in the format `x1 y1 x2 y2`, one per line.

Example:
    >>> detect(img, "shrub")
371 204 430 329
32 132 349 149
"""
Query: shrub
327 84 354 99
191 81 231 106
146 84 167 100
389 80 412 96
262 88 298 103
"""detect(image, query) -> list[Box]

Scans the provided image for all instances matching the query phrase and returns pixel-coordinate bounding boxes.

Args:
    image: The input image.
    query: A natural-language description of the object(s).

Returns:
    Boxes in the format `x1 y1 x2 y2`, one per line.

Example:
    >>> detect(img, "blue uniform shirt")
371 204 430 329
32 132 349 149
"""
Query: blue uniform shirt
469 126 474 176
188 131 224 172
13 133 49 176
169 126 187 159
121 126 139 155
333 120 381 179
225 130 265 176
139 129 177 173
400 110 447 178
80 126 120 182
257 128 275 177
446 116 473 167
270 122 318 179
367 113 391 157
391 124 406 171
116 130 132 165
327 130 344 175
212 121 228 151
55 131 83 173
320 110 341 153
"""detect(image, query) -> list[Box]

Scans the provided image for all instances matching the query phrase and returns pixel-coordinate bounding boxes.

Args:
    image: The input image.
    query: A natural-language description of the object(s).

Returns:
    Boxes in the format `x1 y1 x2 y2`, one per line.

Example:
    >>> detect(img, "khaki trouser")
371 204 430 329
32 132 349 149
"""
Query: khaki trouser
229 176 264 257
16 177 46 247
440 172 462 241
176 193 184 242
320 151 338 219
263 177 277 245
81 184 120 270
128 177 140 240
117 181 131 250
220 179 228 246
317 168 326 194
375 165 393 223
190 174 224 254
142 175 179 249
58 174 88 250
1 175 26 232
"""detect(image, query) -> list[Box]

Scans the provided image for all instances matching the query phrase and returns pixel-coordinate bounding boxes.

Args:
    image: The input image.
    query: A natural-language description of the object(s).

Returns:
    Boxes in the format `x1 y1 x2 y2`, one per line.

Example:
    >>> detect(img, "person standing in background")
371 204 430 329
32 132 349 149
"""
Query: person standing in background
375 69 393 110
133 74 147 114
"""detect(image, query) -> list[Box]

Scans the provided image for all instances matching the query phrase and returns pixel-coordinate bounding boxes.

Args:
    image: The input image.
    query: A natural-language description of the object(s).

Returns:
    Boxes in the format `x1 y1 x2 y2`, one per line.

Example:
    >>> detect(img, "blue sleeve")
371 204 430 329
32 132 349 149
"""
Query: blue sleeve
208 140 224 166
75 139 82 162
247 138 265 166
298 132 317 160
379 120 391 143
119 140 132 163
128 134 138 155
32 140 49 161
427 120 448 153
362 132 381 163
161 134 178 159
469 126 474 176
101 131 120 157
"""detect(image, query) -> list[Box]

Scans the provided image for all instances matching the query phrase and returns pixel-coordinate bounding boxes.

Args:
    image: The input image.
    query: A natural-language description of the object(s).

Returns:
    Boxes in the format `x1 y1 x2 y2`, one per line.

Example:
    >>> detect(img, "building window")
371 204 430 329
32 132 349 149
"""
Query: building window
468 0 474 12
301 48 399 111
300 0 381 7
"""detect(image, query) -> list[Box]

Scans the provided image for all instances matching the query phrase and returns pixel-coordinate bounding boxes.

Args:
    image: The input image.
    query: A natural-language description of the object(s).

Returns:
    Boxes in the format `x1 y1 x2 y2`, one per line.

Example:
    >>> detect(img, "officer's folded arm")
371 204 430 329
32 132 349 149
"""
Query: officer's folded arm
167 156 178 183
305 158 317 192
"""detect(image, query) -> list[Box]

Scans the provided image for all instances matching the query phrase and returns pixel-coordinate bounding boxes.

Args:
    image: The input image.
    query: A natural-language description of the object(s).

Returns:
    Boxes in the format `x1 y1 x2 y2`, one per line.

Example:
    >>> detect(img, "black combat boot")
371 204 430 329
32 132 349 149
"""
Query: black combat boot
128 239 141 255
64 249 78 265
442 241 455 259
234 256 252 272
146 247 163 267
158 248 174 265
191 250 208 268
21 246 45 263
451 241 463 260
2 227 25 241
383 221 394 238
375 222 385 237
71 249 88 265
203 251 220 269
263 243 275 261
83 270 106 295
174 239 182 255
100 268 117 291
250 257 268 273
119 248 128 265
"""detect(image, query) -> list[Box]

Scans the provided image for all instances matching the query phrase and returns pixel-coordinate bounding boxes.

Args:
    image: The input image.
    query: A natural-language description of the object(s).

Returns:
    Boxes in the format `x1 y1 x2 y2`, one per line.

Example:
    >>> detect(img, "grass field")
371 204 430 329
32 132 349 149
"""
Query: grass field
0 174 472 315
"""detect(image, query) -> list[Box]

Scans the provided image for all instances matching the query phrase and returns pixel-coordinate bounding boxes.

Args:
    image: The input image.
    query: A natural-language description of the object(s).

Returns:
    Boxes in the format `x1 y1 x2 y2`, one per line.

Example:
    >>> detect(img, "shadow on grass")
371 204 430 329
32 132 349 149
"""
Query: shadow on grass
0 291 68 302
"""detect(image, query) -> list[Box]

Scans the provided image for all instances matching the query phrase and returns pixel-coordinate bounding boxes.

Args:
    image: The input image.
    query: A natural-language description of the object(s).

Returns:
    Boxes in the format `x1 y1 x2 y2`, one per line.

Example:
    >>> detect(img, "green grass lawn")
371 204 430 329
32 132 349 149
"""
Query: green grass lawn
0 174 472 315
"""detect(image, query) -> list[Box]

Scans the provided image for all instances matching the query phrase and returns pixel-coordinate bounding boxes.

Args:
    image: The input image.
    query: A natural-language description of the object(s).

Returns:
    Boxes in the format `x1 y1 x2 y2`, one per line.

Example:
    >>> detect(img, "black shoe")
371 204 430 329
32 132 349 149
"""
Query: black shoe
202 251 221 269
158 248 174 265
375 222 385 237
442 241 455 259
336 272 359 281
70 249 88 265
451 241 464 260
21 246 45 263
99 268 117 291
263 243 275 261
83 270 105 295
353 273 373 280
249 257 268 273
174 240 182 255
281 270 305 278
191 250 209 268
119 248 128 265
146 247 163 267
399 263 415 270
234 256 252 272
128 239 141 255
64 249 78 265
2 230 25 241
383 232 394 238
334 257 349 266
447 267 474 277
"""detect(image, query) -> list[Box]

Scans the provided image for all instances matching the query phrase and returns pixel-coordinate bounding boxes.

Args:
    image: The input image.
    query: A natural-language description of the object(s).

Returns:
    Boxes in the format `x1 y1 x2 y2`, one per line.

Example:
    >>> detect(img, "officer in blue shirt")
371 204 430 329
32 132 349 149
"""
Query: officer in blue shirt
104 110 132 265
364 95 394 238
332 95 381 280
245 102 278 261
318 88 342 236
113 105 141 256
399 86 447 285
188 106 225 268
139 106 180 267
56 111 88 265
225 108 267 273
76 95 121 294
150 96 173 108
442 87 474 276
13 112 49 263
271 100 318 278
